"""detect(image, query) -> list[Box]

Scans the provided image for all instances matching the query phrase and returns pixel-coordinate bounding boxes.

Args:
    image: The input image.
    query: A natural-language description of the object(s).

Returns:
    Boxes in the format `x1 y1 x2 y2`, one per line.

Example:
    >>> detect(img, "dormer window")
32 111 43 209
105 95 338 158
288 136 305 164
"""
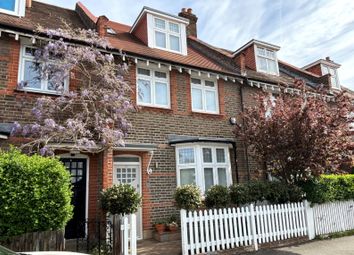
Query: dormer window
0 0 25 16
255 45 279 75
322 65 340 89
154 17 181 52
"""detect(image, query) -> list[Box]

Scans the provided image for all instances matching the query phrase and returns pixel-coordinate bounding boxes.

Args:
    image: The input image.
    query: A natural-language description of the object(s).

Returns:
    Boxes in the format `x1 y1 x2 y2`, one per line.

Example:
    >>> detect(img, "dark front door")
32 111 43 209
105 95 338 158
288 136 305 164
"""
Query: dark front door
61 158 87 239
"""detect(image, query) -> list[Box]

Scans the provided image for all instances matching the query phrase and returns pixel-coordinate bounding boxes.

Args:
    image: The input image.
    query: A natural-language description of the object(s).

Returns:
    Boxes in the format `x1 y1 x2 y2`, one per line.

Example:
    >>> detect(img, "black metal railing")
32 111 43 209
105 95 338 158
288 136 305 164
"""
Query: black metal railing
65 219 113 255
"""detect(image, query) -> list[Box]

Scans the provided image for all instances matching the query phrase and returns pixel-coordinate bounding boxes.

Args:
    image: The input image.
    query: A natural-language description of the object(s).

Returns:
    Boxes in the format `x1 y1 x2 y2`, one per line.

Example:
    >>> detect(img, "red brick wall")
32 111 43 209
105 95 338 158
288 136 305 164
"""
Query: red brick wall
234 45 257 71
305 64 322 76
132 13 148 45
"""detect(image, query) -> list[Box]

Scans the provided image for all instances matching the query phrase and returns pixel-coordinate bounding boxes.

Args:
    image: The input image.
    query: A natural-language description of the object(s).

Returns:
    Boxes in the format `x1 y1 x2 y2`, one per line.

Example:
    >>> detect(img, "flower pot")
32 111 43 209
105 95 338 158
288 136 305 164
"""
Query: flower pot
155 223 165 234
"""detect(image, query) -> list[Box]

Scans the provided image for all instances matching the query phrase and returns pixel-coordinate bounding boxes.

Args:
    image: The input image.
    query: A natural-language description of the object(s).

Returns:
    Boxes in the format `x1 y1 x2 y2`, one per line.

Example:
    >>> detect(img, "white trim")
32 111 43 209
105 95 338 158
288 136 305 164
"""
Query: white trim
59 153 90 224
0 134 8 139
302 59 341 70
136 63 171 109
175 143 232 193
233 39 280 56
113 155 143 240
130 7 188 33
190 76 219 114
18 40 69 95
0 0 25 17
254 44 280 76
321 64 341 90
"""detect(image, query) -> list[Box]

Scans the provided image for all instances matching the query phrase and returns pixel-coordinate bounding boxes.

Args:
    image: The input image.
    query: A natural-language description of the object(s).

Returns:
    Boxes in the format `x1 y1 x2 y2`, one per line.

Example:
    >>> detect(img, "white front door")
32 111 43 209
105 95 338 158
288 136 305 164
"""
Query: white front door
113 156 142 239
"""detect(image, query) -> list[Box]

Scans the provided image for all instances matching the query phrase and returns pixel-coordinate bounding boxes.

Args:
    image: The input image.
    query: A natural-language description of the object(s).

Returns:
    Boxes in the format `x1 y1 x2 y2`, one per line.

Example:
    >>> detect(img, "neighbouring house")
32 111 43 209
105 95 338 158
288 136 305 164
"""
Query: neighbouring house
0 0 352 240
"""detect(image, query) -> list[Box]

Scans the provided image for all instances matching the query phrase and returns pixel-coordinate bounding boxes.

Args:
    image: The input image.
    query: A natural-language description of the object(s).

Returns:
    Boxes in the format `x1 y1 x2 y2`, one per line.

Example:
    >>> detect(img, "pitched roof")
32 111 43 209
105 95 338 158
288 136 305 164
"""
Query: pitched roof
0 1 86 32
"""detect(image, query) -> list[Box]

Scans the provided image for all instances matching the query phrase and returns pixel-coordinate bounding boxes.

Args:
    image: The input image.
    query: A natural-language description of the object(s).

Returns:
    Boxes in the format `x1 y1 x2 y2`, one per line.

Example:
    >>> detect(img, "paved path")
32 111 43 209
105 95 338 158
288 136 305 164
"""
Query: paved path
246 236 354 255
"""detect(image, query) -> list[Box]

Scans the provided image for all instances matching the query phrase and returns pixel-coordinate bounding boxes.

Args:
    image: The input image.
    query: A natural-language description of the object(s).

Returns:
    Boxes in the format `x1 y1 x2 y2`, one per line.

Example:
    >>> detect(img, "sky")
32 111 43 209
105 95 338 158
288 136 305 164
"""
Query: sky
38 0 354 90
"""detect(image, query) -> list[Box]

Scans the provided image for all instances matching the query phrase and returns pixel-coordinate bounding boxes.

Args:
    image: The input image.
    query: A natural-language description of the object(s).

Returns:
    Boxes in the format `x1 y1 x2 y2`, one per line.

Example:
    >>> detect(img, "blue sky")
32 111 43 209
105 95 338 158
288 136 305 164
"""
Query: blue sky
38 0 354 90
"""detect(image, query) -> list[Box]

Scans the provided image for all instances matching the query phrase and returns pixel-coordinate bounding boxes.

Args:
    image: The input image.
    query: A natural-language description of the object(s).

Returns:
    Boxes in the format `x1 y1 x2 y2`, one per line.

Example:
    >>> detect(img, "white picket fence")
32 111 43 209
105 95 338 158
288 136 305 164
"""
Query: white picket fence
180 201 312 255
312 200 354 236
120 214 137 255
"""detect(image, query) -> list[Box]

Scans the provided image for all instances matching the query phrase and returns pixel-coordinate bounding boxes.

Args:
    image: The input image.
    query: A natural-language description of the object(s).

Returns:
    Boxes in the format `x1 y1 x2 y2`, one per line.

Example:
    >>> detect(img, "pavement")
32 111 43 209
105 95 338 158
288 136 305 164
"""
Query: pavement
245 236 354 255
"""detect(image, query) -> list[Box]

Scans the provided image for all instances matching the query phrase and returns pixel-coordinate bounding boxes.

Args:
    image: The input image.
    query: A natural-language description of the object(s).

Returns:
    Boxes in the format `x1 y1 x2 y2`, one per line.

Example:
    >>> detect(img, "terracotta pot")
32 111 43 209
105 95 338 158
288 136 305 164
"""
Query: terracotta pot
155 223 165 234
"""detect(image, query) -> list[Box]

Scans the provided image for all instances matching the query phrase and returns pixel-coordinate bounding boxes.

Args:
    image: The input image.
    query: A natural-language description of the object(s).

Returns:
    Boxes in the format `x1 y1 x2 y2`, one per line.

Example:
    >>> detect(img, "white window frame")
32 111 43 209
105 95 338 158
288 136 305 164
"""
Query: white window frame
136 64 170 109
18 44 69 95
153 17 182 53
255 44 279 75
0 0 25 17
321 65 340 90
191 77 219 114
175 143 232 193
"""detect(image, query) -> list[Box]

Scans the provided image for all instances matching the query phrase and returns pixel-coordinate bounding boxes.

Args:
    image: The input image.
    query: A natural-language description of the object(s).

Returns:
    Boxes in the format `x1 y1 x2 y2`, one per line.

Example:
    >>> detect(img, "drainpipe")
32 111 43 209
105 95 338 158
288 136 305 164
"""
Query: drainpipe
232 141 239 184
241 77 251 181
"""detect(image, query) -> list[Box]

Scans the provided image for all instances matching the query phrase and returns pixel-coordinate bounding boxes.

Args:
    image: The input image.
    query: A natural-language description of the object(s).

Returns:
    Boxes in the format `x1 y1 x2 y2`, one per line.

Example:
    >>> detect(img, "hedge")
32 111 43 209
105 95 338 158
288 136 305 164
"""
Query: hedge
300 174 354 204
0 148 73 238
204 185 230 208
174 185 202 210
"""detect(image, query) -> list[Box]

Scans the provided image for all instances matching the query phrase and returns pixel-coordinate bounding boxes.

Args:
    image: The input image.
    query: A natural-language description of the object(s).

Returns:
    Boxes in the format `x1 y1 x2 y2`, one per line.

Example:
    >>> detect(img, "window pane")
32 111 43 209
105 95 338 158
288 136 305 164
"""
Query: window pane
169 22 179 33
137 79 151 104
23 60 41 89
217 168 227 186
266 49 275 59
202 148 212 163
155 82 168 106
192 88 203 110
179 148 194 164
268 60 277 73
258 57 267 71
204 168 214 191
155 18 165 29
25 47 36 57
205 81 215 87
331 76 337 87
155 31 166 48
170 35 180 52
0 0 16 11
138 68 150 76
180 168 195 185
205 90 217 112
155 71 167 79
216 149 225 163
323 67 329 74
191 78 201 85
257 47 265 56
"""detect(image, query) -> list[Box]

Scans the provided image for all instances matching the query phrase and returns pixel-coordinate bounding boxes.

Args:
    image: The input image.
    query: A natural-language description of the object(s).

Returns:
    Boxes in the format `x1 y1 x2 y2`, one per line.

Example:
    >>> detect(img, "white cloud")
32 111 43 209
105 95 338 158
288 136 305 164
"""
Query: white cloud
38 0 354 90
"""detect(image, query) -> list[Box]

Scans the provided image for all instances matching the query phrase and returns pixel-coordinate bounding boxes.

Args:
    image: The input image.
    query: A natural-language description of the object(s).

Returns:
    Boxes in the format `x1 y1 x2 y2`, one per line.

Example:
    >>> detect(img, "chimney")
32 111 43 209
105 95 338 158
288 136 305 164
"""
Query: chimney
240 52 246 76
178 8 198 37
96 15 109 37
26 0 32 8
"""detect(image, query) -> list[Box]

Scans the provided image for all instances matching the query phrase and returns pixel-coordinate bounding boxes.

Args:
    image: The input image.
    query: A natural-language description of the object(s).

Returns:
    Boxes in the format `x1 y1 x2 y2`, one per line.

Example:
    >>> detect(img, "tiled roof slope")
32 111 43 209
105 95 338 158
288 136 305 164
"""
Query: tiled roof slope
0 1 86 32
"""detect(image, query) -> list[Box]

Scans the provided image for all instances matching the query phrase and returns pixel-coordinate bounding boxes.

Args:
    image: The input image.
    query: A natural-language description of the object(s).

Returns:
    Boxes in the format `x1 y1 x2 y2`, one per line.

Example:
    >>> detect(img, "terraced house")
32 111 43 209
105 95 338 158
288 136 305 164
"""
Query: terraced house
0 0 352 240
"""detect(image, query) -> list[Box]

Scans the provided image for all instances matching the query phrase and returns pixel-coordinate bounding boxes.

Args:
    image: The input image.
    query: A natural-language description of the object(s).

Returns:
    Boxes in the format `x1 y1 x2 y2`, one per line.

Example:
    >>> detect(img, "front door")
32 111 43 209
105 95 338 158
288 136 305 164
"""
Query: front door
113 156 142 239
61 158 87 239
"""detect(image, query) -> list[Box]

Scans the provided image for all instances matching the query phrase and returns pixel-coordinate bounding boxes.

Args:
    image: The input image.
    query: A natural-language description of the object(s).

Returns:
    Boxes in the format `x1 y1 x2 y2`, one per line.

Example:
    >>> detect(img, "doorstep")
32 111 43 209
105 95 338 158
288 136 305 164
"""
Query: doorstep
137 239 182 255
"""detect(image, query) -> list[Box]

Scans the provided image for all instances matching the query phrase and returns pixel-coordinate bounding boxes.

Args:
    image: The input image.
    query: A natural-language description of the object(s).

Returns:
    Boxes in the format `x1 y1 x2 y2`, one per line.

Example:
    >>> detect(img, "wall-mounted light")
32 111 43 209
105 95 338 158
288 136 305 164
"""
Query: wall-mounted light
229 117 237 125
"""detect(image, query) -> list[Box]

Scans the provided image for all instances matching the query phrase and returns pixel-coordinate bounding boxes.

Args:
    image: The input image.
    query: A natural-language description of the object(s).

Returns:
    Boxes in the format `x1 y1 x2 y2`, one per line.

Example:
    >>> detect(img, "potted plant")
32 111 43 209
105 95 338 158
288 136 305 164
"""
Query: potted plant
154 220 166 234
166 215 178 232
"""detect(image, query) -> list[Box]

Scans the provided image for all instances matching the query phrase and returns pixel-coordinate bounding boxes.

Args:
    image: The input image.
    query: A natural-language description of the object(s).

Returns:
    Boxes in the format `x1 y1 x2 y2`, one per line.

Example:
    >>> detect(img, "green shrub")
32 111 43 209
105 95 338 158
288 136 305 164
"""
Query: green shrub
0 148 73 238
230 181 304 205
101 184 141 215
174 185 202 210
204 185 230 208
299 174 354 204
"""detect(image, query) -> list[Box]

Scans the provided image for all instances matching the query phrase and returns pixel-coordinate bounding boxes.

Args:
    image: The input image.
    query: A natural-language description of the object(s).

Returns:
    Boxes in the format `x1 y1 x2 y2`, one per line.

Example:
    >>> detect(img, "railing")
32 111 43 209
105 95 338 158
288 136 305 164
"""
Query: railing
312 200 354 235
181 201 311 255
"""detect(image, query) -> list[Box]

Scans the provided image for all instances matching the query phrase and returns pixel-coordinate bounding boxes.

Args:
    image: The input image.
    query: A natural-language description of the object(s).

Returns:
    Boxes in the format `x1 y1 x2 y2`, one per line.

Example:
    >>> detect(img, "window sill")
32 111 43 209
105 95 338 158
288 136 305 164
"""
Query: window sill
15 88 63 96
191 111 225 119
137 105 173 114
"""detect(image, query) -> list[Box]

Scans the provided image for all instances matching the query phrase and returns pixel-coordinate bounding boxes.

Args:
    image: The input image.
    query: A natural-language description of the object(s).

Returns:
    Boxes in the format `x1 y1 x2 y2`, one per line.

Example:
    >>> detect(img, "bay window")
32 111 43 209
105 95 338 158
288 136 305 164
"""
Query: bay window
176 144 232 193
256 45 279 75
191 77 219 114
136 66 170 108
18 45 68 94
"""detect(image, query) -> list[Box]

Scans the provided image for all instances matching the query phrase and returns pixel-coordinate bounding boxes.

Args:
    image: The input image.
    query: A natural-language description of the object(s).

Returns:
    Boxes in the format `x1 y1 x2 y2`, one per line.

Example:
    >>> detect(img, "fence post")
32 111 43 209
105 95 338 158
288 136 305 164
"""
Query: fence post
180 209 188 255
130 214 137 255
304 200 315 240
249 204 258 251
